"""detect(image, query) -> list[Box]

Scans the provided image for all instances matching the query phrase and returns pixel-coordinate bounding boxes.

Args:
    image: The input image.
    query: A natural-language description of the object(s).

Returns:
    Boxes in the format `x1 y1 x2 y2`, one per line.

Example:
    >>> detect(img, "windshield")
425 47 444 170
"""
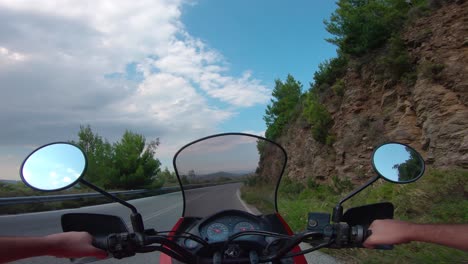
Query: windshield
174 133 286 217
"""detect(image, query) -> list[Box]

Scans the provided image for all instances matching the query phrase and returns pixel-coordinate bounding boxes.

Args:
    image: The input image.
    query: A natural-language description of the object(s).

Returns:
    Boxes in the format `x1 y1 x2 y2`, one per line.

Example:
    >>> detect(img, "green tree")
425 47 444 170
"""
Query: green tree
393 147 423 182
113 131 161 189
264 75 302 140
312 54 348 90
303 93 333 144
155 167 178 187
72 125 116 187
325 0 409 56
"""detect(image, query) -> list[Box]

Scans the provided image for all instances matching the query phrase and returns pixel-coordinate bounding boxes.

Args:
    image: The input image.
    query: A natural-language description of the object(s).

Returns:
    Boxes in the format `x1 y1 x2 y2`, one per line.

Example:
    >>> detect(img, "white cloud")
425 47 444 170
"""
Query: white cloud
0 46 28 63
0 0 271 176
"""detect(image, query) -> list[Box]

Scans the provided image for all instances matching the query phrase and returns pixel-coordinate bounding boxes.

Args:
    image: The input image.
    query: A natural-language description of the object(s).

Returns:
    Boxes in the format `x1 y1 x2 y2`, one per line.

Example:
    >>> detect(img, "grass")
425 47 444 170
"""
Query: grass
241 168 468 263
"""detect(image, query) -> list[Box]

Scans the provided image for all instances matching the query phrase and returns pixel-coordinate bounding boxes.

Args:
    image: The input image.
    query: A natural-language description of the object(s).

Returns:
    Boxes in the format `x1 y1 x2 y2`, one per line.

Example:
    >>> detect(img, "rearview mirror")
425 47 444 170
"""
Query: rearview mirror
372 143 425 184
20 142 87 191
333 142 425 223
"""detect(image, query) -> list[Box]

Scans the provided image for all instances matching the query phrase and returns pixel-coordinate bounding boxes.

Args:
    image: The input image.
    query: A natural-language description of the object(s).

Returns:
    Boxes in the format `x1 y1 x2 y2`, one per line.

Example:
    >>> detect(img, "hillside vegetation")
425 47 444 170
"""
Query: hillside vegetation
256 0 468 262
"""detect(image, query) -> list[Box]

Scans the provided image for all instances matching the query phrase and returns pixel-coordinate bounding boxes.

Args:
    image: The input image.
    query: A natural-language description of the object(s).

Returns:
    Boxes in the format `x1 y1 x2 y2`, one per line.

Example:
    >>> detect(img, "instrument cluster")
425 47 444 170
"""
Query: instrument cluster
180 210 267 250
199 214 261 242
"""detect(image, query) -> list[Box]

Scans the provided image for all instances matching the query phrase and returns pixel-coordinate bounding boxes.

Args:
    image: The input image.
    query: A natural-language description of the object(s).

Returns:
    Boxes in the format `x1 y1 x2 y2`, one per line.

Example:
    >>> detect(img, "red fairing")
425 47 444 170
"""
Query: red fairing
159 217 185 264
276 213 308 264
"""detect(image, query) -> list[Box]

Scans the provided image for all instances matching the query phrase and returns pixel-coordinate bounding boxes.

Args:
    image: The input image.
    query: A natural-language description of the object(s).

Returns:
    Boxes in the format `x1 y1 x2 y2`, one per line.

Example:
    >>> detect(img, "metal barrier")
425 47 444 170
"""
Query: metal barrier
0 182 240 206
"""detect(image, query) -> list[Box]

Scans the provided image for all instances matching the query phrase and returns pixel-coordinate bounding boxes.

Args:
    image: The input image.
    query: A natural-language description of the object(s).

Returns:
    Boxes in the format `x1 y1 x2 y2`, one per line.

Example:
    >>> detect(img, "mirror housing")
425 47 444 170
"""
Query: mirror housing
372 142 425 184
20 142 86 192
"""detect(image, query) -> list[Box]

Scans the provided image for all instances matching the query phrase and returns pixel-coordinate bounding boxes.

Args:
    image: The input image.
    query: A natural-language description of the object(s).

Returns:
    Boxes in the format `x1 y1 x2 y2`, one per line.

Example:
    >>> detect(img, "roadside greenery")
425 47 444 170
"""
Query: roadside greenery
312 54 349 92
324 0 413 56
264 1 439 144
376 35 416 85
242 168 467 262
264 75 302 140
302 92 334 144
72 125 163 189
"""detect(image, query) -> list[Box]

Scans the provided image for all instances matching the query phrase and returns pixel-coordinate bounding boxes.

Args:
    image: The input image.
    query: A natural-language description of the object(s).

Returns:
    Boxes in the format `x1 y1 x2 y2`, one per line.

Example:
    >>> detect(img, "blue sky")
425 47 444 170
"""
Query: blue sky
0 0 337 179
181 0 337 134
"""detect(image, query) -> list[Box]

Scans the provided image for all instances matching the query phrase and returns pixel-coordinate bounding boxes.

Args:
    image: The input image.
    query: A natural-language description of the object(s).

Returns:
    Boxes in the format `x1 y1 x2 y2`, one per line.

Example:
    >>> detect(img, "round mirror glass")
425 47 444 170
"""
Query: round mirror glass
20 143 87 191
372 143 425 183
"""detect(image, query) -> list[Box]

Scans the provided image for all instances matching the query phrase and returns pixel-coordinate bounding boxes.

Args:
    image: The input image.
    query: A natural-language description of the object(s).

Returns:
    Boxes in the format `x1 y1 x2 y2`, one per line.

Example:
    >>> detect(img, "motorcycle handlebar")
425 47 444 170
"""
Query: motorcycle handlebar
92 236 108 251
362 228 393 250
90 224 393 263
335 224 393 250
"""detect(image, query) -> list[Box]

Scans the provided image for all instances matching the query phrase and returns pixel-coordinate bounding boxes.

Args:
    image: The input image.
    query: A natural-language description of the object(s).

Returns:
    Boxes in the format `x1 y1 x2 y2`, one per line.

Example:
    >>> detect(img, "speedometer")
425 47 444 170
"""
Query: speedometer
206 223 229 242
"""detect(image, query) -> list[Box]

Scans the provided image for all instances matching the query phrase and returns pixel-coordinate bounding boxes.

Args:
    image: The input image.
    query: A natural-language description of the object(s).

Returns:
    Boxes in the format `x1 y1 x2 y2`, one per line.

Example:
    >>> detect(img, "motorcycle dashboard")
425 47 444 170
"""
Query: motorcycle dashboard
178 210 268 251
199 210 262 243
173 210 296 261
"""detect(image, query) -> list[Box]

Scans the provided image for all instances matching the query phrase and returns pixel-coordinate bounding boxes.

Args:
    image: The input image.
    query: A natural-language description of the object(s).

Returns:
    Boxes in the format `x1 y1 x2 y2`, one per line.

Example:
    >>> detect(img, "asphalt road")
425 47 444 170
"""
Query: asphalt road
0 183 338 264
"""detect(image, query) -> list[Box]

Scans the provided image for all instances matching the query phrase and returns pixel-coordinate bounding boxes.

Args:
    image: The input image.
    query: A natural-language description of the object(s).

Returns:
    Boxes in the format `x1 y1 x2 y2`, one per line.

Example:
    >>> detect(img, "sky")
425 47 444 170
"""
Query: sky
0 0 337 181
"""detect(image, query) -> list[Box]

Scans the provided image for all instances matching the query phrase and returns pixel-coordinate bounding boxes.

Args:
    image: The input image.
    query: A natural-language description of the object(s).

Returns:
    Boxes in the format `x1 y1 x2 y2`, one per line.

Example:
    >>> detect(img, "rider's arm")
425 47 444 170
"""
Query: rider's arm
363 219 468 251
0 232 107 263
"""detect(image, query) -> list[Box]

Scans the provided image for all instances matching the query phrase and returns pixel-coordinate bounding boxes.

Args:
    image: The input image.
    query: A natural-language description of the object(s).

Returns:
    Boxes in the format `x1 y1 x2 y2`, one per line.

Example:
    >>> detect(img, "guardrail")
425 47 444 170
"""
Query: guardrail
0 182 240 206
0 189 151 206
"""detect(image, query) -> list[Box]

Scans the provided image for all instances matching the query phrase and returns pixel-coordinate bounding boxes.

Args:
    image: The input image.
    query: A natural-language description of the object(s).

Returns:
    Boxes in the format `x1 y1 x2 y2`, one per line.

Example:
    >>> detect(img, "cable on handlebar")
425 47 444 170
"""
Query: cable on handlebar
137 245 190 263
226 230 292 244
259 231 324 263
144 235 195 263
282 239 334 258
157 231 209 246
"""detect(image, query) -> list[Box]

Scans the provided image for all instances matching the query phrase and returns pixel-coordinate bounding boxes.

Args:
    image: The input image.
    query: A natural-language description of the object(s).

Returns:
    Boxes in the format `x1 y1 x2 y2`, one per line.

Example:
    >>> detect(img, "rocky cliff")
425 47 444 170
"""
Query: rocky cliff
276 1 467 183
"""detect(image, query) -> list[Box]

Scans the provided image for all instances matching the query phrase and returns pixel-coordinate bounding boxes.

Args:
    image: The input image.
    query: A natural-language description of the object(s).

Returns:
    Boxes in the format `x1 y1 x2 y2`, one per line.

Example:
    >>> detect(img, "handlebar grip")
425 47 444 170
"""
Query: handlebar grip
92 236 109 250
364 229 393 250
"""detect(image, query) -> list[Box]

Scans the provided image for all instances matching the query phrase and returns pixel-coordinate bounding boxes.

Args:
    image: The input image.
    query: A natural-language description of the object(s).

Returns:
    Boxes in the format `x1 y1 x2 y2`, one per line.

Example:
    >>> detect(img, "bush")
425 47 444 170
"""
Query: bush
377 35 415 83
419 62 445 81
312 54 348 90
325 134 336 146
307 177 319 189
279 176 305 196
331 175 354 194
303 93 333 144
331 79 345 96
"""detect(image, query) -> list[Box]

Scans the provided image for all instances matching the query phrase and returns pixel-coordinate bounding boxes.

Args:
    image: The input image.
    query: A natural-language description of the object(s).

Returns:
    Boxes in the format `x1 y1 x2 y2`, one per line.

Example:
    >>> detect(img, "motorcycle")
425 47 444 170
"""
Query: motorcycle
20 133 425 264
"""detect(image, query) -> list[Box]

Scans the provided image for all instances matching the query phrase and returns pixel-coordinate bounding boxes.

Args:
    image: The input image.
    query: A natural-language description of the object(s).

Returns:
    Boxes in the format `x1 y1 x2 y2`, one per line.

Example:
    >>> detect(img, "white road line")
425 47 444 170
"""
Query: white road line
236 188 260 215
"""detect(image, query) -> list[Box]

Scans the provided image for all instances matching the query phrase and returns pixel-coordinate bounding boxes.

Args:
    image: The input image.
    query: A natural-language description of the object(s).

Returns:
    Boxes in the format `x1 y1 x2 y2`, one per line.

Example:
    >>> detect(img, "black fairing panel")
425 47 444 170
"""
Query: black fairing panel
62 213 129 236
342 202 394 226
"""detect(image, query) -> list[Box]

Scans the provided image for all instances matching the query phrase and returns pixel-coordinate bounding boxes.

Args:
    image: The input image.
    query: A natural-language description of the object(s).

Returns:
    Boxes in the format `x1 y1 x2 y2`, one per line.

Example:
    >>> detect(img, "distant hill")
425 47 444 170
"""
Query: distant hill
0 179 20 185
190 171 253 182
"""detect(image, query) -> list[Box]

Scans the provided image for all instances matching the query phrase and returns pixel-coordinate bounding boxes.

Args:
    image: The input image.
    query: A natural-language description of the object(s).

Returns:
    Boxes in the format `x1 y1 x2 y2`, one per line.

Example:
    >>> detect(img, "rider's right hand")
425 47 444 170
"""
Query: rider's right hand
363 219 412 248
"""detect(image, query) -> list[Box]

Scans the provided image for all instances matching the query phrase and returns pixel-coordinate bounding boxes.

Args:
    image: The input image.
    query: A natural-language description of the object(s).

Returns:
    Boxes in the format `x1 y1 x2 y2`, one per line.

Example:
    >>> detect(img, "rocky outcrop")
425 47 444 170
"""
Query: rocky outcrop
276 1 468 183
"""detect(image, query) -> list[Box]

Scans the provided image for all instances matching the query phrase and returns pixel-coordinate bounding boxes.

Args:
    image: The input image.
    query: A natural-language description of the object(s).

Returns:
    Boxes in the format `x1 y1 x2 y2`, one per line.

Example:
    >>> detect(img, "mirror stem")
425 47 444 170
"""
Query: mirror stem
79 179 139 214
339 175 379 205
80 179 146 233
332 175 380 223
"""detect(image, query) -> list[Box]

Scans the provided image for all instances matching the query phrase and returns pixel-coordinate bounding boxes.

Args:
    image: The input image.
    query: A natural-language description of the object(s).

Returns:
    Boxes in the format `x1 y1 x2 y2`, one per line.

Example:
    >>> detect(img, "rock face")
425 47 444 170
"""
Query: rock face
276 1 468 183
